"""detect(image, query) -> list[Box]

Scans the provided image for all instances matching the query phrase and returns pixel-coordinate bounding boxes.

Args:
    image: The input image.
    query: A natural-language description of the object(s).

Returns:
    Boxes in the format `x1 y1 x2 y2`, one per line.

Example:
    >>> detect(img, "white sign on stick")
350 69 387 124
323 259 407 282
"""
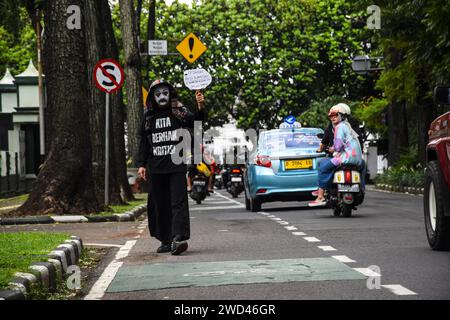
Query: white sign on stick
149 40 167 56
183 68 212 90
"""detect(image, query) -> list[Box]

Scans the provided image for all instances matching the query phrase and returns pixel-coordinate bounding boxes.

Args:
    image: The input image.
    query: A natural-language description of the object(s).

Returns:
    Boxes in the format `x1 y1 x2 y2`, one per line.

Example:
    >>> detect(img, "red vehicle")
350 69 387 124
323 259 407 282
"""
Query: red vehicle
424 86 450 250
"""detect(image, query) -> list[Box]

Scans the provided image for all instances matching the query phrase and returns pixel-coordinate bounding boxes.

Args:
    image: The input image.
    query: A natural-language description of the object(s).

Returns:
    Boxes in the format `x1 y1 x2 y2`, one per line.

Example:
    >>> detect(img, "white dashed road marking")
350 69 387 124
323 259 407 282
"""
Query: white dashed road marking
292 232 306 236
318 246 337 251
381 285 417 296
303 237 321 242
332 255 356 263
353 268 381 277
285 226 298 231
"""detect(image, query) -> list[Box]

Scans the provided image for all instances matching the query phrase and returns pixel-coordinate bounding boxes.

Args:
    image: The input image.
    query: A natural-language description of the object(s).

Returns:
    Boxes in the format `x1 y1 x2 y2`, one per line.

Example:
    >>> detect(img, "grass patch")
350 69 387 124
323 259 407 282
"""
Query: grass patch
95 193 147 216
0 194 29 204
0 194 29 216
0 232 69 289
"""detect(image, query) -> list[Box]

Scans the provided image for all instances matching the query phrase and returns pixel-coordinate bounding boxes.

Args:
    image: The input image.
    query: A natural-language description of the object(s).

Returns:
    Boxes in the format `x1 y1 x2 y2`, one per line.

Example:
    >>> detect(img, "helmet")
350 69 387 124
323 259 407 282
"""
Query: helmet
328 103 348 117
336 103 351 115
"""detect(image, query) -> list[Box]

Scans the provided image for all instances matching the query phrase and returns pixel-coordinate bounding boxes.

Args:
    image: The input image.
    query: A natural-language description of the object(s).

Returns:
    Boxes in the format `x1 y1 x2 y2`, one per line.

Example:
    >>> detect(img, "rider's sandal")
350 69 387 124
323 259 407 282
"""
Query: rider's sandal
308 199 326 207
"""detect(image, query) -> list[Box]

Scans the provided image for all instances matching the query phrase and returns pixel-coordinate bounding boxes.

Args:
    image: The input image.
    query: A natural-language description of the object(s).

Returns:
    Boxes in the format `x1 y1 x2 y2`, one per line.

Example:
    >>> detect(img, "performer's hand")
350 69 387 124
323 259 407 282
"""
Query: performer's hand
138 167 147 181
196 90 205 111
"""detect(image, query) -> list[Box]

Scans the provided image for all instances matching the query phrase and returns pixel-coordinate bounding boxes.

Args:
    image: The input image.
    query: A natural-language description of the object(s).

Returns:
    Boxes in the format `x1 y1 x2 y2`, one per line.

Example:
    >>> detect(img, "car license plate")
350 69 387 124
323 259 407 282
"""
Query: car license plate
231 177 242 182
337 184 360 192
285 159 313 170
193 181 206 186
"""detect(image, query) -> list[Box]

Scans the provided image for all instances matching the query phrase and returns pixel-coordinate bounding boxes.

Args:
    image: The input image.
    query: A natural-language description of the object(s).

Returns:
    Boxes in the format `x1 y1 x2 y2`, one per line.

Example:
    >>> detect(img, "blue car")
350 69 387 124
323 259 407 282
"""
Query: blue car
244 127 324 212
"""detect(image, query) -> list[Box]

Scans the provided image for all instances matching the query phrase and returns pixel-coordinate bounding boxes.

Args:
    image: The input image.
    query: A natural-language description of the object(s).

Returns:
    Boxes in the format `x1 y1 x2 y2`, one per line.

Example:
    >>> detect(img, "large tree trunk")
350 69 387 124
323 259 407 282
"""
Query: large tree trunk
85 0 123 206
146 0 156 87
12 0 100 216
102 0 135 201
416 72 435 166
386 48 409 167
119 0 144 165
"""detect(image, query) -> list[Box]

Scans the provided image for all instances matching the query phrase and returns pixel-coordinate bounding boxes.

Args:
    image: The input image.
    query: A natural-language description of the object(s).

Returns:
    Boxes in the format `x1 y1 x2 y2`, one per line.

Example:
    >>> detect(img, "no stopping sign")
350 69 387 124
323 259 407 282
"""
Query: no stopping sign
93 59 124 93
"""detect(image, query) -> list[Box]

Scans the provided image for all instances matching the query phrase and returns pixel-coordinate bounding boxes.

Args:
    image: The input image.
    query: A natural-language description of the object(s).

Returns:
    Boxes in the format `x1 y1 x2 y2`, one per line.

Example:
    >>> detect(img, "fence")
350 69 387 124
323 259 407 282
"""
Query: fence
0 151 34 198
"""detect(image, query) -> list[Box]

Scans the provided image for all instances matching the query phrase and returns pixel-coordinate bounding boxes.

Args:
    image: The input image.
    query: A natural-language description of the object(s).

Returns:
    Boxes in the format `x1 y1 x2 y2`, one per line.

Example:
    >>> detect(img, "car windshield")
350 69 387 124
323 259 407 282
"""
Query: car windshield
259 128 322 154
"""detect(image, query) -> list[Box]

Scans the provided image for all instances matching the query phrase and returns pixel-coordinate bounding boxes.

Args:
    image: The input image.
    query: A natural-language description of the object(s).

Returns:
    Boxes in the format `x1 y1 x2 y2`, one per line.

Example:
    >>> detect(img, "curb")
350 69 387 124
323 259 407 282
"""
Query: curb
374 184 424 195
0 204 147 226
0 236 84 300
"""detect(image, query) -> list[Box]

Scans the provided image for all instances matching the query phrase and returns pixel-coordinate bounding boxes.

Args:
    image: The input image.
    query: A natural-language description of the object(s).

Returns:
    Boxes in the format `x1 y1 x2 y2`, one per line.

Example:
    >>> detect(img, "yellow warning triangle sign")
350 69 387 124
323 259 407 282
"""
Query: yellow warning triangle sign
176 32 207 64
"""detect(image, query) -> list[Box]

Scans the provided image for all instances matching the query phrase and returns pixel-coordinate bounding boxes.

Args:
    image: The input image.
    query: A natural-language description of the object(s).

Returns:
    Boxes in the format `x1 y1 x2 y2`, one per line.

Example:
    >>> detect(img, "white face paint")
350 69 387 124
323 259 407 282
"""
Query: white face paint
154 85 170 107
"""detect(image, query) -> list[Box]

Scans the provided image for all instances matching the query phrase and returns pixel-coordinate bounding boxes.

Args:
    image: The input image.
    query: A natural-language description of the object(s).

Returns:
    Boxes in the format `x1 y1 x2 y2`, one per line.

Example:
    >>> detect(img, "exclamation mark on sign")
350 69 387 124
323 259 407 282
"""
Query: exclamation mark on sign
189 37 194 59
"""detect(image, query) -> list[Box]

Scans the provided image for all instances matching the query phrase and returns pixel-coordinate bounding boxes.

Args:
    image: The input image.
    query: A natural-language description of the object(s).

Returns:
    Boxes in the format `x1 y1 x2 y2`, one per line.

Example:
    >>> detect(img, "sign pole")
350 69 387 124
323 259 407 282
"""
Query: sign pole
93 59 124 207
105 92 110 206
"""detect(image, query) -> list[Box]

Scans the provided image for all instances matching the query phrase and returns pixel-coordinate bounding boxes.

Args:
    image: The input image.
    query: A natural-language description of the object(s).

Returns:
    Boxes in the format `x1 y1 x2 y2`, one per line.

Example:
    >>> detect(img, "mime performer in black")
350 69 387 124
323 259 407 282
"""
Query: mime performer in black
136 79 205 255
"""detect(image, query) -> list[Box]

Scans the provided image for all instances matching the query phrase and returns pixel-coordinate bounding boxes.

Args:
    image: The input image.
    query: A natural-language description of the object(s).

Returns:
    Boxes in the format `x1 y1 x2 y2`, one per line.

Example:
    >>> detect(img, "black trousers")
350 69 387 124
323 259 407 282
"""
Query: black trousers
147 172 190 243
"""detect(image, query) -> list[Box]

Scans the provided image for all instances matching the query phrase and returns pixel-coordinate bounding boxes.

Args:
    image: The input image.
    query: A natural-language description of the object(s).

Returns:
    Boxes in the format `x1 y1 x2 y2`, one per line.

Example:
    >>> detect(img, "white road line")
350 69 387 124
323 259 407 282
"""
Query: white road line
303 237 321 242
285 226 298 231
353 268 381 277
332 255 356 263
318 246 337 251
189 205 244 211
259 212 270 216
292 232 306 236
277 221 289 225
381 285 417 296
84 243 123 248
85 240 137 300
214 192 243 206
267 215 277 218
271 217 282 221
218 230 229 232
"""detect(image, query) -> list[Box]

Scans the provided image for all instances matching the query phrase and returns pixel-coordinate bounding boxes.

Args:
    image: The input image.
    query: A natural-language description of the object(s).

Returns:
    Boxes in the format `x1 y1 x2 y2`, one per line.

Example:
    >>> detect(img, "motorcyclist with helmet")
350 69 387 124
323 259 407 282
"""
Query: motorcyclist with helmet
309 104 363 207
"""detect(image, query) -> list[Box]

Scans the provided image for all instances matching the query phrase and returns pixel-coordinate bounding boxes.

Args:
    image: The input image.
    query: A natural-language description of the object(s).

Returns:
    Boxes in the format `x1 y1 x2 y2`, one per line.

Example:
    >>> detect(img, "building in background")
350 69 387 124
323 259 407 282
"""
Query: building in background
0 60 43 188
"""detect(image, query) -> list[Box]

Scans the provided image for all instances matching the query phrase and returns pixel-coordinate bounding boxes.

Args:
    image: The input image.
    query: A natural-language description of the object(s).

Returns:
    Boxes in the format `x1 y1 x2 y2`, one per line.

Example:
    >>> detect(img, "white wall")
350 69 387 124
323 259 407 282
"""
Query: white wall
18 86 39 108
1 92 17 113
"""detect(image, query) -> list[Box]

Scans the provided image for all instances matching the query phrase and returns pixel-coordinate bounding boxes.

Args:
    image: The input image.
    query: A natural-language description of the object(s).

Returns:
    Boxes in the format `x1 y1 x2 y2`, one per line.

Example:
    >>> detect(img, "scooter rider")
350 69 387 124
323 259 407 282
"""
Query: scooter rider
137 79 205 255
316 103 367 190
309 104 363 207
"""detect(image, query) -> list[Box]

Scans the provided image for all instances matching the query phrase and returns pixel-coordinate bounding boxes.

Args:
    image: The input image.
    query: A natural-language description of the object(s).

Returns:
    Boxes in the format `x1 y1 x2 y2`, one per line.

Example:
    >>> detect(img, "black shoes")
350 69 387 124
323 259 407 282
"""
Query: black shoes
156 242 171 253
171 239 188 255
157 237 189 255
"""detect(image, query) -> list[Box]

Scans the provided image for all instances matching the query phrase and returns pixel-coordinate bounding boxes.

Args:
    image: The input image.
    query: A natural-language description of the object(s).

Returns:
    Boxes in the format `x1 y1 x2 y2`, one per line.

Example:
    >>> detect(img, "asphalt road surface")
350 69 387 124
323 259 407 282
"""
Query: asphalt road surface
79 186 450 301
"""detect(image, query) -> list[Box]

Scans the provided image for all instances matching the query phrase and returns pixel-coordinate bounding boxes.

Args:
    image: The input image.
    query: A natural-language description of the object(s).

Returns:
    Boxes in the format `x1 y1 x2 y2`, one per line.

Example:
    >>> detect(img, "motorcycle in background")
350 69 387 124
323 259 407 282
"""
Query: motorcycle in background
226 165 245 198
190 162 211 204
214 165 224 189
327 164 365 217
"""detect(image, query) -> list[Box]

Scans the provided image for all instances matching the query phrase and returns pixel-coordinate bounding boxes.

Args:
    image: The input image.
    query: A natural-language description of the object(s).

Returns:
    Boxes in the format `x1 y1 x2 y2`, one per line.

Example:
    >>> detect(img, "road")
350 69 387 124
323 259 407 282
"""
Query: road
80 186 450 301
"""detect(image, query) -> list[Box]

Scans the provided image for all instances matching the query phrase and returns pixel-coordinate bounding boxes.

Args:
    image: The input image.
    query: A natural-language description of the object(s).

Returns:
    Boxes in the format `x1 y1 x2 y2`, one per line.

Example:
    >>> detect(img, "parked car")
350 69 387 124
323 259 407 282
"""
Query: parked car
244 127 324 212
424 86 450 250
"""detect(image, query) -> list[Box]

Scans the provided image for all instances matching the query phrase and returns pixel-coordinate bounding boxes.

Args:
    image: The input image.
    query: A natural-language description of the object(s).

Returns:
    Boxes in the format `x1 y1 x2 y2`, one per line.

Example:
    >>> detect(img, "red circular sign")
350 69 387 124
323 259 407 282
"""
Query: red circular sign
93 59 124 93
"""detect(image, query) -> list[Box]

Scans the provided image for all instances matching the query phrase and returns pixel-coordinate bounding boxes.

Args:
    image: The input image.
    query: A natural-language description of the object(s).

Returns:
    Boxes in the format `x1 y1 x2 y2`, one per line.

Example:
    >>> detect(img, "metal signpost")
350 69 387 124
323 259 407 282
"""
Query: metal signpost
93 59 124 206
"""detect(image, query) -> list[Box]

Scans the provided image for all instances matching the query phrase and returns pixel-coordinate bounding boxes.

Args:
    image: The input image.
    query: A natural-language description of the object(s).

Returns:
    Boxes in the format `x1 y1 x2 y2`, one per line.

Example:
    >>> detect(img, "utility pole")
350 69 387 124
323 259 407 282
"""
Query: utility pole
146 0 156 87
36 9 45 163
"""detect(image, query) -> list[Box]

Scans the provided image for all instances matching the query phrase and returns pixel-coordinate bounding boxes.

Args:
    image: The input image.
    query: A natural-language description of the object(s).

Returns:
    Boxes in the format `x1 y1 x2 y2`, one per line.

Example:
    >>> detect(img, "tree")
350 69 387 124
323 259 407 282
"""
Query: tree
84 0 124 206
119 0 144 165
12 0 100 216
373 0 450 166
